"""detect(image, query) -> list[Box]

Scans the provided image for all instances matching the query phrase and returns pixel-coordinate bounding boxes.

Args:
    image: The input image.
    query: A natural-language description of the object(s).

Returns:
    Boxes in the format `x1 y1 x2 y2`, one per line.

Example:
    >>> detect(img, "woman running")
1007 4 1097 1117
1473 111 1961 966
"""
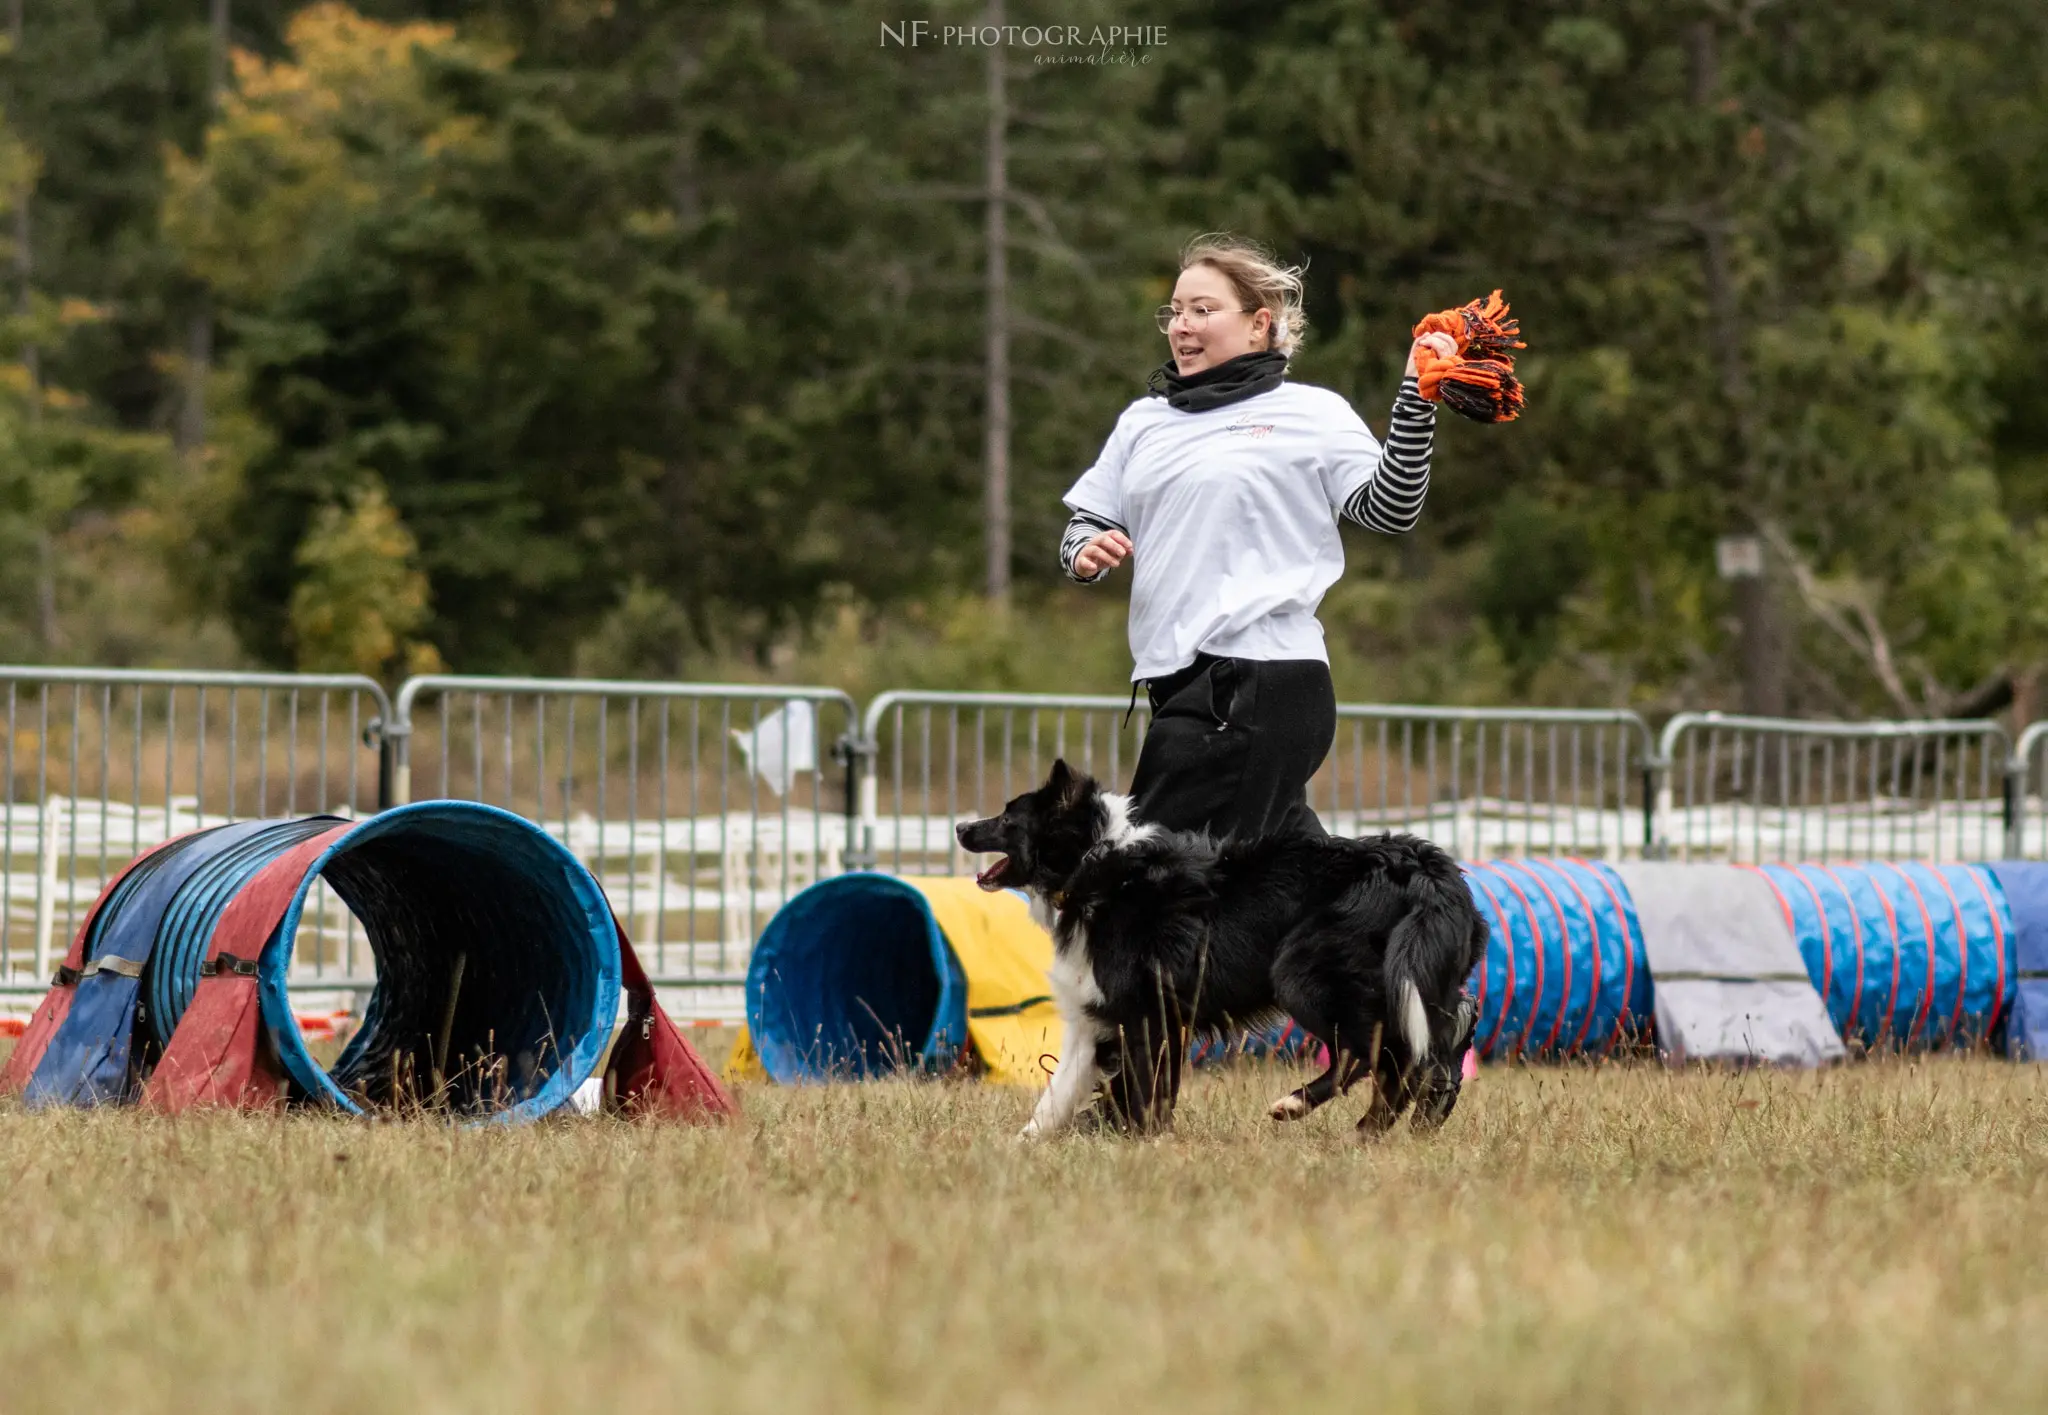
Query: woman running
1060 231 1452 844
1057 232 1453 1130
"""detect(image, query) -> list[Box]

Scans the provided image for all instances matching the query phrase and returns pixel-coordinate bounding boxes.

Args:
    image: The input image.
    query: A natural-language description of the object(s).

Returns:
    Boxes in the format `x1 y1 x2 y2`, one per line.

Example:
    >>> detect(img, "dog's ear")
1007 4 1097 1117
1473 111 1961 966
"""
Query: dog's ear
1047 757 1083 804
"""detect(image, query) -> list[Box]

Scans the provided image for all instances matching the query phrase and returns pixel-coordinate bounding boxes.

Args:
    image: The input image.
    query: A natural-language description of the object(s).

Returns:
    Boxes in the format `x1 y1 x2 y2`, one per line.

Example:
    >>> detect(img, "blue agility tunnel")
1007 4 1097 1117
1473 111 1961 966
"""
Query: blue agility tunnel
746 873 971 1082
262 802 622 1122
143 818 352 1054
24 818 339 1107
1988 862 2048 1059
1753 863 2013 1049
12 802 625 1123
1462 858 1653 1060
743 872 1325 1084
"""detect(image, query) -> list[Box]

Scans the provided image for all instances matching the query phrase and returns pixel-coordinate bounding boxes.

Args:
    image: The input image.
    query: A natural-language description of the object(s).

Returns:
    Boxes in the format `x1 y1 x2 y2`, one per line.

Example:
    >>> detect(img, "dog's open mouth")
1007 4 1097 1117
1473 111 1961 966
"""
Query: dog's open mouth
974 856 1014 891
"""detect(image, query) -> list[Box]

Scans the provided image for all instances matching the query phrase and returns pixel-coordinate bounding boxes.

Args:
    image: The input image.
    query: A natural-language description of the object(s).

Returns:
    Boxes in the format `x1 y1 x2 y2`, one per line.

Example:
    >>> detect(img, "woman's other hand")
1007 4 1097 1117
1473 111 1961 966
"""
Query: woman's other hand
1405 331 1458 377
1074 530 1132 578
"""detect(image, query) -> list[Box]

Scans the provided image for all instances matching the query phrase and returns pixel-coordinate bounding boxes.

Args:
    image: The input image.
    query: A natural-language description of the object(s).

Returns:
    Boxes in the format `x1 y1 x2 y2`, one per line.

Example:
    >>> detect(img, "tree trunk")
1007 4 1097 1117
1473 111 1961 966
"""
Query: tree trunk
982 0 1011 604
1729 571 1783 716
2011 664 2042 732
10 0 57 647
178 0 230 458
1690 20 1785 716
659 36 705 631
34 528 57 647
178 294 211 452
10 0 32 391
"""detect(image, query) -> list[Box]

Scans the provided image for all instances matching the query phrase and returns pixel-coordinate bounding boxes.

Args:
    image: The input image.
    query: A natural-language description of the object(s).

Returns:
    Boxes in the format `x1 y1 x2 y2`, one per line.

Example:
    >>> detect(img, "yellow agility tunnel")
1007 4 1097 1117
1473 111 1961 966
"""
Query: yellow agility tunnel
731 875 1059 1086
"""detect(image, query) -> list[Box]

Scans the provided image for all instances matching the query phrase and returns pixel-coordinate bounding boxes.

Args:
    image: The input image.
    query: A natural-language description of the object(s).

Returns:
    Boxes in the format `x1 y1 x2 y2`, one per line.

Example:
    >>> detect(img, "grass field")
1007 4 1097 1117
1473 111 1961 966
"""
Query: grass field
4 1053 2046 1414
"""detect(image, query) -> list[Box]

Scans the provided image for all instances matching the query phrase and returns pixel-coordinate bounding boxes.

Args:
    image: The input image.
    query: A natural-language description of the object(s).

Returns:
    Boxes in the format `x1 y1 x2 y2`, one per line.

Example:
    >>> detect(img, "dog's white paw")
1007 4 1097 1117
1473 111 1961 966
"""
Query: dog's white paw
1017 1118 1044 1141
1269 1093 1310 1121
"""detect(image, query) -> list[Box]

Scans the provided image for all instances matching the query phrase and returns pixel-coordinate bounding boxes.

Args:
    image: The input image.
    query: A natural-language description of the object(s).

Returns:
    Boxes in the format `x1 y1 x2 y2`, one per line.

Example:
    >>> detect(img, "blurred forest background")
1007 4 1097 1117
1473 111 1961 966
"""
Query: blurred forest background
2 0 2046 722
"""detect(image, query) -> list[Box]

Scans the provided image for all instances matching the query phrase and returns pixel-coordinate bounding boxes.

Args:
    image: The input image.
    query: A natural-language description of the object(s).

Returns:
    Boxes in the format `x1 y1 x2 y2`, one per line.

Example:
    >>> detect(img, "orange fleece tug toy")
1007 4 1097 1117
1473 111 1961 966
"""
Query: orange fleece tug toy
1412 290 1526 423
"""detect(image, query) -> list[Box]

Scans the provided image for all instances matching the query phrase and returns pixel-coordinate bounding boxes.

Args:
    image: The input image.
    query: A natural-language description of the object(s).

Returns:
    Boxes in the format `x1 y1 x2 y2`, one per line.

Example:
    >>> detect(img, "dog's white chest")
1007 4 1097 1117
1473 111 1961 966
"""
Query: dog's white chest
1029 890 1102 1019
1028 891 1060 937
1049 925 1104 1021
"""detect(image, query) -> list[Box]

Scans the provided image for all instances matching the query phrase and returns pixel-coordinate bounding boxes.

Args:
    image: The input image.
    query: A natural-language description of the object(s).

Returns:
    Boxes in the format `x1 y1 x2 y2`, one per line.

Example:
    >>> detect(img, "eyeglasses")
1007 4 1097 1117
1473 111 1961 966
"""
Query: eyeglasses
1155 303 1258 333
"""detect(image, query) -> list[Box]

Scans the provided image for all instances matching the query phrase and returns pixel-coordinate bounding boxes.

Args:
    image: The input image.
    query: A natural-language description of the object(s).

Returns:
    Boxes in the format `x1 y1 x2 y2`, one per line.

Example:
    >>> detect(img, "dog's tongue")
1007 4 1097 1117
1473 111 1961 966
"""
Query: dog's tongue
975 857 1010 891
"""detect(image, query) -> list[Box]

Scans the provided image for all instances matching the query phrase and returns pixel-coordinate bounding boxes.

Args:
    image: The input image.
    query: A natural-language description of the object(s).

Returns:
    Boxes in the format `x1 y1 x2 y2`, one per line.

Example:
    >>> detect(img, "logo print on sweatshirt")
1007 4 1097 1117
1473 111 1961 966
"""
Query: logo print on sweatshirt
1223 415 1275 438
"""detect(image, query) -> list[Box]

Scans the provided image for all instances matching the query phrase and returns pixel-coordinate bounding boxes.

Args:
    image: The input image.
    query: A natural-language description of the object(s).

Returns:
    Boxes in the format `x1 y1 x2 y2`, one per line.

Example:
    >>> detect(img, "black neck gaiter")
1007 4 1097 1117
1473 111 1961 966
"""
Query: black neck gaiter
1145 348 1288 413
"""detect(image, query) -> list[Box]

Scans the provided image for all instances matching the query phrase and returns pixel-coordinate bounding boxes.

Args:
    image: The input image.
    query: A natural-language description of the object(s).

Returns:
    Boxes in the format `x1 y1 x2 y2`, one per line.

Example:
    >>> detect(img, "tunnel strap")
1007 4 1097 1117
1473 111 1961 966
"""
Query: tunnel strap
969 995 1054 1018
82 955 146 979
198 953 259 978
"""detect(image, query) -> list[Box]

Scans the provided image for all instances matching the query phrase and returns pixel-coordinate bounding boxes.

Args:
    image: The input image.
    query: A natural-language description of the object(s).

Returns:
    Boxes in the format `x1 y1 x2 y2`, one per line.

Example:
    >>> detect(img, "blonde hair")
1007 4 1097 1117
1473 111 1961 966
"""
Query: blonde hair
1178 232 1309 360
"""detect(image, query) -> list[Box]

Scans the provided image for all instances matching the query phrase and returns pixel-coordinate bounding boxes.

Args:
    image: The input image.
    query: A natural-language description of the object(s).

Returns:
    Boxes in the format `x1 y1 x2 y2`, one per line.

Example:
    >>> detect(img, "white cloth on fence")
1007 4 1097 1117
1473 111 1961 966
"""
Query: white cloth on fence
730 701 817 796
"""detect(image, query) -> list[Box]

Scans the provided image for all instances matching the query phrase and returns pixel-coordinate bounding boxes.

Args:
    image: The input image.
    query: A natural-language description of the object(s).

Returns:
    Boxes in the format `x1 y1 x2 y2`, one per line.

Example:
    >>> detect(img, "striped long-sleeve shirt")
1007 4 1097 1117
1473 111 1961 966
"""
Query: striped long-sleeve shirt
1060 376 1437 582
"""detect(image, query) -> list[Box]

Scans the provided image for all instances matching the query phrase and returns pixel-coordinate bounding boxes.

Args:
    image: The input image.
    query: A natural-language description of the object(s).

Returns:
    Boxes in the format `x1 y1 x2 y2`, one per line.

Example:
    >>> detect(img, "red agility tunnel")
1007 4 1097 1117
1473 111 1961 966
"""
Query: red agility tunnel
2 802 733 1123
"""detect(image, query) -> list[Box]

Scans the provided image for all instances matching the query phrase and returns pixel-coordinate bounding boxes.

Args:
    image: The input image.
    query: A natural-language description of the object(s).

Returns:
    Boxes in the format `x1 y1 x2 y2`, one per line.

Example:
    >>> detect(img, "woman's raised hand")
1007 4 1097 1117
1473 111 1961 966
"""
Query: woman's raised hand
1406 331 1459 377
1074 530 1132 578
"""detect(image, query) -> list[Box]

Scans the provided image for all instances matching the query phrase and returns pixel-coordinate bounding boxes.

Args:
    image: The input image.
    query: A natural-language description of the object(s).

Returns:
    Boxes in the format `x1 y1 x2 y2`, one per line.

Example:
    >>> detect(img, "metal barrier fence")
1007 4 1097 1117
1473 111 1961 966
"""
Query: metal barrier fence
858 691 1660 874
863 695 2045 872
13 663 2048 1014
859 691 1156 877
1 668 389 996
1324 705 1655 858
1651 713 2015 863
2000 719 2048 862
390 676 861 990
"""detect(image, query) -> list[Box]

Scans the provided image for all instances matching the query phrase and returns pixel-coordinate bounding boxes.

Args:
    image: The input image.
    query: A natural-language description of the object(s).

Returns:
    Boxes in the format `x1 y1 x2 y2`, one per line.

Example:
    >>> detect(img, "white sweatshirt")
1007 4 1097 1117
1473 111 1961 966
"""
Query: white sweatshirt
1060 376 1437 680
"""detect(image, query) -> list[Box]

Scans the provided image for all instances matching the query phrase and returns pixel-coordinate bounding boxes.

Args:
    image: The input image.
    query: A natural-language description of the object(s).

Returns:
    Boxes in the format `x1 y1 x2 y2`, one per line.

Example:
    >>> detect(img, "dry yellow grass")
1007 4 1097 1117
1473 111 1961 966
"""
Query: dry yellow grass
3 1056 2046 1414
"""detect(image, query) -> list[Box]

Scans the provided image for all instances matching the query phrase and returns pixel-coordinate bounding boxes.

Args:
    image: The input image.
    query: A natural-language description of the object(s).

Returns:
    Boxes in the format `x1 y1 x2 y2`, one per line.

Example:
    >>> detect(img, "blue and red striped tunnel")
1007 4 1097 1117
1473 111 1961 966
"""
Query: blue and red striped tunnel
1459 858 2047 1061
1 802 734 1122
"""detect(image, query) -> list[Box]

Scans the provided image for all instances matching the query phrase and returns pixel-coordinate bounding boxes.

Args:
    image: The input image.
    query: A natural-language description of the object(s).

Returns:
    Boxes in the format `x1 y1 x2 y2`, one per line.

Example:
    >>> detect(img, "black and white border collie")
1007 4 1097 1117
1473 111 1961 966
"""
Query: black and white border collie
956 760 1486 1140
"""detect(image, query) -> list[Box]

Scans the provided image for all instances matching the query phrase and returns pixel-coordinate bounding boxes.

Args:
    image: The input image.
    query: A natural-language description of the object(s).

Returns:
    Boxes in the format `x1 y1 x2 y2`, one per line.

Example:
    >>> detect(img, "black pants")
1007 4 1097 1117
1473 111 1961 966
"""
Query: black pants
1129 653 1337 841
1096 653 1337 1130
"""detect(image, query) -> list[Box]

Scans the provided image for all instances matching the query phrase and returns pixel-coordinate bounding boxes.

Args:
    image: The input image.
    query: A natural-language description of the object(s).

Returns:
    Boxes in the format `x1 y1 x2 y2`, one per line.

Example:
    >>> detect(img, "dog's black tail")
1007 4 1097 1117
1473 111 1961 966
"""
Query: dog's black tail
1383 875 1487 1064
